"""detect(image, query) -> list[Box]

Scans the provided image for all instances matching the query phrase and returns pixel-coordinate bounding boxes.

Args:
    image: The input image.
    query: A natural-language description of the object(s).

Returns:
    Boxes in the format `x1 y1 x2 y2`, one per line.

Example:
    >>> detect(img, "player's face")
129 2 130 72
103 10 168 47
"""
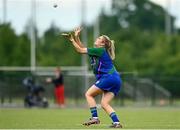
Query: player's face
55 70 61 77
94 36 105 48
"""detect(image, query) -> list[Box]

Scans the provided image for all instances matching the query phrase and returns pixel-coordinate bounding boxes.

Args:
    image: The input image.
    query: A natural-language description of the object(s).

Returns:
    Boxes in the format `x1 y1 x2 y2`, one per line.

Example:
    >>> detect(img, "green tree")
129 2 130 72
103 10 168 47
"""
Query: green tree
14 33 30 66
111 0 175 31
0 23 18 66
37 23 81 66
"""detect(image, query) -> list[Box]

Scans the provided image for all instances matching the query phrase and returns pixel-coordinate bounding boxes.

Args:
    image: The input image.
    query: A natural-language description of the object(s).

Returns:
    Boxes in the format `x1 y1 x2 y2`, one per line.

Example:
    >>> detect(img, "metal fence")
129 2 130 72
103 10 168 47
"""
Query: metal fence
0 70 178 108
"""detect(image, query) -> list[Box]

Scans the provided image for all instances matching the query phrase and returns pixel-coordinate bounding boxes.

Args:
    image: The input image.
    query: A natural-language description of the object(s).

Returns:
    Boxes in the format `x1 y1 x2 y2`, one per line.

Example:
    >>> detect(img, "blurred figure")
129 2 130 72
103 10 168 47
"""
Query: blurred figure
23 77 48 108
46 67 65 108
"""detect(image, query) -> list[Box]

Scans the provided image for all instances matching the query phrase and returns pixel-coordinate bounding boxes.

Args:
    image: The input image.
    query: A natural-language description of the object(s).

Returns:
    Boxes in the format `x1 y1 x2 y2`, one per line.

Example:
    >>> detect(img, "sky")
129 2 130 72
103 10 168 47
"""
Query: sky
0 0 180 35
0 0 112 35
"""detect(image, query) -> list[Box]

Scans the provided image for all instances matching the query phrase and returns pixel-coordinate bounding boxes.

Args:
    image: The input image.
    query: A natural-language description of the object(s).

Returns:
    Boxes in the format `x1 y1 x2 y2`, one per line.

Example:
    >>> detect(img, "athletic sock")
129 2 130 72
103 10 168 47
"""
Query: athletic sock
110 112 120 124
90 107 98 119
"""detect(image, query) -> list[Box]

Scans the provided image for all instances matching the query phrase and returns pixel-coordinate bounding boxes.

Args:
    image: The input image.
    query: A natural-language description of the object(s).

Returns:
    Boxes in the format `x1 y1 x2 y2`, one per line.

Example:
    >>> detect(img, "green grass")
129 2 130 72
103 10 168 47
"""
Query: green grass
0 107 180 129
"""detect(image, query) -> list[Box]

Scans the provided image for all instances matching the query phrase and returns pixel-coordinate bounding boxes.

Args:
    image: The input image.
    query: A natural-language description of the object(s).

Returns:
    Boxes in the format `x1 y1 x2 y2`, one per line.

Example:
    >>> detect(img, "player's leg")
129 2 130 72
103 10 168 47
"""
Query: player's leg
83 85 103 126
85 85 103 107
101 92 122 128
54 87 60 105
58 85 65 108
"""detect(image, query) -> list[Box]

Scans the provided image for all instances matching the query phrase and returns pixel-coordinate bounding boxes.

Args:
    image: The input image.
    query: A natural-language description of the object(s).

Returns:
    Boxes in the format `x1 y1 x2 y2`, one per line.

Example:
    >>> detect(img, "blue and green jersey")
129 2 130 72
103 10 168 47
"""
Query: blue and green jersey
87 47 116 79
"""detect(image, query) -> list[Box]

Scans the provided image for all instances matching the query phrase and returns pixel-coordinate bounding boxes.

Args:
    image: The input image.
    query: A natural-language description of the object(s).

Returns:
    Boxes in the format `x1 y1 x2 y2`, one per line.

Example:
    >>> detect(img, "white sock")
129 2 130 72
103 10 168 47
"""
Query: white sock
113 122 120 124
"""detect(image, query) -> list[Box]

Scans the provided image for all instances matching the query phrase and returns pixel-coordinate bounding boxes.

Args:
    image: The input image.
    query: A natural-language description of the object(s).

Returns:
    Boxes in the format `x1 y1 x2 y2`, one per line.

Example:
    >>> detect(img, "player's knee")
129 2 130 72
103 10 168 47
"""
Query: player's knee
85 91 91 98
85 90 97 98
101 100 108 109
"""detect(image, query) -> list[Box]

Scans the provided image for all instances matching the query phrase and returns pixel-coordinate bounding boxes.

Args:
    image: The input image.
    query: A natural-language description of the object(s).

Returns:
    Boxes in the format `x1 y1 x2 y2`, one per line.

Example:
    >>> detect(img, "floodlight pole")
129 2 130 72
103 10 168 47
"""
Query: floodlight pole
165 0 172 35
81 0 89 89
3 0 7 23
93 14 100 42
30 0 36 72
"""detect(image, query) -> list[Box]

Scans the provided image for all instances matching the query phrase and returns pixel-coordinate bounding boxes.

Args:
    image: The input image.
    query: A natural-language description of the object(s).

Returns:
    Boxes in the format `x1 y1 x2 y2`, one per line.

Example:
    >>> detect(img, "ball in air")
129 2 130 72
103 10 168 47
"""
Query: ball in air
53 3 58 8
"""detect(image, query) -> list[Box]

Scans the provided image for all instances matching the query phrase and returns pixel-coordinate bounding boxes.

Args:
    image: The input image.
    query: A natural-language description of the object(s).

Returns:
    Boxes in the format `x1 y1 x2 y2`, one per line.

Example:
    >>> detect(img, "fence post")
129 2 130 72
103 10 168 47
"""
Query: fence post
133 77 137 102
120 87 124 106
1 96 4 104
151 84 156 106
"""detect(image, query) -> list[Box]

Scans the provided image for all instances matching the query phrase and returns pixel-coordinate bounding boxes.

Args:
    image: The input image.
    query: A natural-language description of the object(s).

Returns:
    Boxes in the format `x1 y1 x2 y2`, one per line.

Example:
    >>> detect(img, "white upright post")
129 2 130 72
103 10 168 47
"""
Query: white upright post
165 0 172 35
94 14 100 42
81 0 89 89
3 0 7 23
30 0 36 72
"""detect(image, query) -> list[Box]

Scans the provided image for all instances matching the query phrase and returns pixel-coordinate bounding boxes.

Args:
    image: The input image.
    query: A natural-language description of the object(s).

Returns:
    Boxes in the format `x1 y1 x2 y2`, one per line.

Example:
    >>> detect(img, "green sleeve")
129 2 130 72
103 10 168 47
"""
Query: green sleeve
87 48 105 57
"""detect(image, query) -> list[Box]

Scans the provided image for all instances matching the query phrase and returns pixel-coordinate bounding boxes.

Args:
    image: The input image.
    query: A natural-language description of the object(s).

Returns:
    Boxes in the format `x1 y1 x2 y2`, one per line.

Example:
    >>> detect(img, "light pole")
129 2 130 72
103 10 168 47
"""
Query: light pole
3 0 7 23
94 14 100 42
81 0 88 89
165 0 172 35
30 0 36 72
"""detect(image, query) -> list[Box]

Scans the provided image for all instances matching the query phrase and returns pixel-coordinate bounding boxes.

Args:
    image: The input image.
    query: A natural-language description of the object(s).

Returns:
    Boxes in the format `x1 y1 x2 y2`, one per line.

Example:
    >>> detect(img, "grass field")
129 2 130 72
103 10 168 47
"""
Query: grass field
0 107 180 129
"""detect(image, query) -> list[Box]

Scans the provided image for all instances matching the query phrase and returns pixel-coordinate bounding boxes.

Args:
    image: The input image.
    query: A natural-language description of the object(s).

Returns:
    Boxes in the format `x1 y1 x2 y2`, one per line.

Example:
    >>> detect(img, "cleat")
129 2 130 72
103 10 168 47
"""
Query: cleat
109 123 123 128
82 118 100 126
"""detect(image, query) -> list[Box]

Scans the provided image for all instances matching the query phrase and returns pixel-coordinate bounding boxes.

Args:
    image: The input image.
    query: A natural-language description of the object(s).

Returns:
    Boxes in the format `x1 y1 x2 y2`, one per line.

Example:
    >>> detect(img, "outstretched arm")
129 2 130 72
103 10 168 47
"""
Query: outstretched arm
69 35 87 54
73 27 85 48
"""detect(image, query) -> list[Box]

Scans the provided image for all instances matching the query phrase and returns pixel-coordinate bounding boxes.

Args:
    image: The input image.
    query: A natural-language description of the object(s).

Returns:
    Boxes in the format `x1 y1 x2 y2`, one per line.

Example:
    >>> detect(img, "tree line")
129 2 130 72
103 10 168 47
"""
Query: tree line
0 0 180 96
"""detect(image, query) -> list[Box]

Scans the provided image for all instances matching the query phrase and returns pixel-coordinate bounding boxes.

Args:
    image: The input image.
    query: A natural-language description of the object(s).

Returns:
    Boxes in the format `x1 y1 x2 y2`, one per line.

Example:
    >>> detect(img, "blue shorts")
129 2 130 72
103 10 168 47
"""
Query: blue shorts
95 72 122 96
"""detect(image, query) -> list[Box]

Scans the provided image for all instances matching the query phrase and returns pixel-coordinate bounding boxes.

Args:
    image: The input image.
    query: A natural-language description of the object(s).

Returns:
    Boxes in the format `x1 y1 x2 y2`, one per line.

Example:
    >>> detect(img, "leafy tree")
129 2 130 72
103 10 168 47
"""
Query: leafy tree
0 23 18 66
111 0 175 31
0 0 180 96
37 23 81 66
13 33 30 66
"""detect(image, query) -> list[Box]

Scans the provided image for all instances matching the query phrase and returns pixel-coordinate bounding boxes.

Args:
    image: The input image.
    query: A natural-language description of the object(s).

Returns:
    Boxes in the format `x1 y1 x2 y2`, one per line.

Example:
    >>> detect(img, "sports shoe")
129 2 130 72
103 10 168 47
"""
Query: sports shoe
109 123 123 128
82 118 100 126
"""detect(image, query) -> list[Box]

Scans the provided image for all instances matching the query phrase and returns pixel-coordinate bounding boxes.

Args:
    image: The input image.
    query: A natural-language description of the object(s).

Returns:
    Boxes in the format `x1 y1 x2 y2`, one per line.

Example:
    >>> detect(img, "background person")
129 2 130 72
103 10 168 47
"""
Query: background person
46 67 65 108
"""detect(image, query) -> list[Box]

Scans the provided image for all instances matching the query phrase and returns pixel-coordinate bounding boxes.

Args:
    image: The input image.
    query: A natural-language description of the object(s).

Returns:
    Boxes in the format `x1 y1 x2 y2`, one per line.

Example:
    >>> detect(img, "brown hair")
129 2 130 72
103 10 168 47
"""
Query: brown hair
102 35 115 60
55 67 61 72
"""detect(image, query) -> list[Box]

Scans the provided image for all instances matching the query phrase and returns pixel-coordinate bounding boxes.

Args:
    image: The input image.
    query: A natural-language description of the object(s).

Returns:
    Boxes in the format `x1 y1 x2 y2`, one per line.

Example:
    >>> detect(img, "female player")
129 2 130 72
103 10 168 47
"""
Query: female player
65 27 122 128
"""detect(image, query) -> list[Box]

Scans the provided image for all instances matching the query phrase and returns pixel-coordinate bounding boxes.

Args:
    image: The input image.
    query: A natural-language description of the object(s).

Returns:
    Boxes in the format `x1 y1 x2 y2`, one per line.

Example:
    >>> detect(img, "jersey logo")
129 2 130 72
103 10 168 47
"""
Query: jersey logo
95 80 100 85
90 57 97 66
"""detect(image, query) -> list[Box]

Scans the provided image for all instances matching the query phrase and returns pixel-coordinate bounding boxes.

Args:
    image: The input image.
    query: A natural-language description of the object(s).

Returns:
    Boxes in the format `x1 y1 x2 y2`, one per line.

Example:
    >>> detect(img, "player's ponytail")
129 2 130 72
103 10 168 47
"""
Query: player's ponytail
102 35 115 60
108 40 115 60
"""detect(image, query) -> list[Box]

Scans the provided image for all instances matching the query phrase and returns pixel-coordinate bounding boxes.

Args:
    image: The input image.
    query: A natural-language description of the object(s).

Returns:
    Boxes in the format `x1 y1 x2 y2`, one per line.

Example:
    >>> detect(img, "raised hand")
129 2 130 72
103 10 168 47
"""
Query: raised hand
61 32 74 41
61 33 72 39
74 27 83 37
69 33 75 42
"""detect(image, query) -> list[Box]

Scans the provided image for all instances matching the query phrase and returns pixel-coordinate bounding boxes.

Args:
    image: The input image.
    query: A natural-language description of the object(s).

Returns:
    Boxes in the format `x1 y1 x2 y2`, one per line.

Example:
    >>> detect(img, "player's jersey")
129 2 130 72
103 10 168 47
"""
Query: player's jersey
87 47 116 79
